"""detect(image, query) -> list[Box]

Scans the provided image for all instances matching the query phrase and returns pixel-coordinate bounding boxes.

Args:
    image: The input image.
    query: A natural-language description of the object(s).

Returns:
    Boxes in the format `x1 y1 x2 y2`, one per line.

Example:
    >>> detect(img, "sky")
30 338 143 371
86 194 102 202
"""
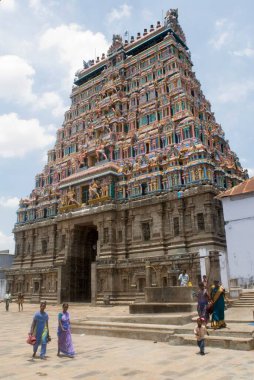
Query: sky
0 0 254 253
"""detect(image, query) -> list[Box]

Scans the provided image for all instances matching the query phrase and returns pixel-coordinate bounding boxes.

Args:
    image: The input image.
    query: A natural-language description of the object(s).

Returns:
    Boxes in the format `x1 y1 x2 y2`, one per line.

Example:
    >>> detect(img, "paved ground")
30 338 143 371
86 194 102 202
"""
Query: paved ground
1 302 254 380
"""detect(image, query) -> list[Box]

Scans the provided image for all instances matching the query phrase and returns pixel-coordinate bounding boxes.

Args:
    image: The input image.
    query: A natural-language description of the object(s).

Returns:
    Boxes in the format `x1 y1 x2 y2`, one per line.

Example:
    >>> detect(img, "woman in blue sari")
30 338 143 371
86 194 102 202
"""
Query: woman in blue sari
210 280 227 329
30 301 49 359
57 303 75 358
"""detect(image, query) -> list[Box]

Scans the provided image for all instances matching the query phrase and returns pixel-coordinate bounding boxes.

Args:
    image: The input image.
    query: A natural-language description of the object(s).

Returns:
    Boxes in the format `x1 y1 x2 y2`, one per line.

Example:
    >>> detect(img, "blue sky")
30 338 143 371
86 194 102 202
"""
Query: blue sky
0 0 254 253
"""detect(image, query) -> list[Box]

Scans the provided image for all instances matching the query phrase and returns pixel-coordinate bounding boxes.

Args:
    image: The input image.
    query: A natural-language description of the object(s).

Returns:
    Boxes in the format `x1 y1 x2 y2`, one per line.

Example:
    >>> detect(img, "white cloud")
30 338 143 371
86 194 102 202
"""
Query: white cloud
232 48 254 57
28 0 43 11
0 197 19 208
0 113 54 158
247 168 254 178
0 230 14 253
209 18 234 50
217 81 254 103
39 24 109 84
107 4 132 23
28 0 55 17
36 91 67 117
0 0 17 12
0 55 36 104
0 55 67 117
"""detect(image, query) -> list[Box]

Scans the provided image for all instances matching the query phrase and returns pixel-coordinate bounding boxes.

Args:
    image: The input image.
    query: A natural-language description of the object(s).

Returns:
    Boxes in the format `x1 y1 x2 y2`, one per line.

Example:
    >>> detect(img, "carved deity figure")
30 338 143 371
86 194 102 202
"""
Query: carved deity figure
96 143 108 161
76 149 87 167
89 180 100 199
61 188 79 207
164 8 186 43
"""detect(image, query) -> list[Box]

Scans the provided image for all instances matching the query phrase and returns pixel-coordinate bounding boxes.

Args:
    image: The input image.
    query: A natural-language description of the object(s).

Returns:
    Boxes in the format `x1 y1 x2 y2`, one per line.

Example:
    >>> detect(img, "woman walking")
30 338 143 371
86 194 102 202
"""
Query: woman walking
210 280 227 329
57 303 75 358
30 301 50 359
196 282 210 325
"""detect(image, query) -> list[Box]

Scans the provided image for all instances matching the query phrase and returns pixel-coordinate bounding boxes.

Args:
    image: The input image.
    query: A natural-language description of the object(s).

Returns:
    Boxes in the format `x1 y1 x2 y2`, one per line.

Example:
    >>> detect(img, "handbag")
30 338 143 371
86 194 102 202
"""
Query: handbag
27 334 36 345
207 301 214 314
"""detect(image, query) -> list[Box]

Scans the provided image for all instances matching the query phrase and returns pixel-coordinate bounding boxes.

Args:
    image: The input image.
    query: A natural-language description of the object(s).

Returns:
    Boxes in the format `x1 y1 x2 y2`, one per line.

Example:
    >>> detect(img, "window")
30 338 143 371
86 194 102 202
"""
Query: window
34 282 40 292
141 183 148 195
184 128 190 139
41 239 47 254
173 217 180 236
142 222 150 241
197 213 205 231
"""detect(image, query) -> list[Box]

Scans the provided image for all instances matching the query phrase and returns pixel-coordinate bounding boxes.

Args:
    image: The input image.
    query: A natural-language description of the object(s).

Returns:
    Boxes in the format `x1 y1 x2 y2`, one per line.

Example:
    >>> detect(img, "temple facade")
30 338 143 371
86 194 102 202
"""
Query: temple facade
7 9 247 303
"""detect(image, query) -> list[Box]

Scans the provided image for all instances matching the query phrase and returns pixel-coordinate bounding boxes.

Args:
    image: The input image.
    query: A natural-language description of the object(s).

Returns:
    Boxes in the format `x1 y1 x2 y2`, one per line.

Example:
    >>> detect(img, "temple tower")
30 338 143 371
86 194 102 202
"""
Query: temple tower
7 9 247 303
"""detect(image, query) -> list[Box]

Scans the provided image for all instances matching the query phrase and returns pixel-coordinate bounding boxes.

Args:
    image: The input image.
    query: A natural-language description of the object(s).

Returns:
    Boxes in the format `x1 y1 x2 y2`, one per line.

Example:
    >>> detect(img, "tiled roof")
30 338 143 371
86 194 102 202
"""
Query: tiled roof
218 176 254 198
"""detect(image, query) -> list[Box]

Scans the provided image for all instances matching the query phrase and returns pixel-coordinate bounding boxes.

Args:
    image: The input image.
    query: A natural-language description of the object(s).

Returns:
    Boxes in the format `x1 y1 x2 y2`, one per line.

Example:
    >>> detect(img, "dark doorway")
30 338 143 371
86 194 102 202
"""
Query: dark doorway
70 226 98 302
138 277 146 292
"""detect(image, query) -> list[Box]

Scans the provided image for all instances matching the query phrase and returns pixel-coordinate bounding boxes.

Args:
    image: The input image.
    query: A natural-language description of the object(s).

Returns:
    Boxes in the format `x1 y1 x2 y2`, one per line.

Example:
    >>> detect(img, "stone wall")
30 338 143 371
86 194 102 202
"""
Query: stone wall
7 185 224 303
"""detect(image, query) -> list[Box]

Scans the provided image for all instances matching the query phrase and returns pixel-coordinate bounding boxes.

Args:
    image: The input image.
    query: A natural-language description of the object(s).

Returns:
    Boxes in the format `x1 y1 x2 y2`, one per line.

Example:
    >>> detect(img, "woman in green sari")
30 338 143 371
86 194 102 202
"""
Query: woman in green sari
210 280 227 329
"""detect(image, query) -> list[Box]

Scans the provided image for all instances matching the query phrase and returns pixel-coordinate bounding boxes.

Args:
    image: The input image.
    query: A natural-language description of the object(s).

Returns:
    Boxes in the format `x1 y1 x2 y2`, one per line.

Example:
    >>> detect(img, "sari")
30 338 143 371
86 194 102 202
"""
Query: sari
210 285 226 329
197 289 209 323
32 311 49 358
57 311 75 357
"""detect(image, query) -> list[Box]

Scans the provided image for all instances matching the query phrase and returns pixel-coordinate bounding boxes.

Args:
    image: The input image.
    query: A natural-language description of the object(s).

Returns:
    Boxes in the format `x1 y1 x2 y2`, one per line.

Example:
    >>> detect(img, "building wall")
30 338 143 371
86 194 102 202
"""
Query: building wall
0 252 14 299
222 195 254 287
6 186 225 303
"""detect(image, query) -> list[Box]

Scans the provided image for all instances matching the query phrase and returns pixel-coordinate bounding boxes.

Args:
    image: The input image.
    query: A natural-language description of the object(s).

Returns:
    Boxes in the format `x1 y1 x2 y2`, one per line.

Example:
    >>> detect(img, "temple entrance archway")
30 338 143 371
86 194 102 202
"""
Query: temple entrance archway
70 225 98 302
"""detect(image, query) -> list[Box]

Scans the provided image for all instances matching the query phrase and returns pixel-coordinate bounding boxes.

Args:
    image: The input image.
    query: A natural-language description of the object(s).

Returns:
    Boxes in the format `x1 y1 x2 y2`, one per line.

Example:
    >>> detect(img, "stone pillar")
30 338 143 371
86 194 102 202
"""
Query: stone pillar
219 250 230 291
145 262 152 288
57 267 62 304
91 262 97 305
198 248 209 278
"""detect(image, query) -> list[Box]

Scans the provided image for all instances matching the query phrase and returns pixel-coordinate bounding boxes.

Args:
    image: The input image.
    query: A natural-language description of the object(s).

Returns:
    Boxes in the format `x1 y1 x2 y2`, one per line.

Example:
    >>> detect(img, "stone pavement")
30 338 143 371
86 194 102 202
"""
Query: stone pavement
1 302 254 380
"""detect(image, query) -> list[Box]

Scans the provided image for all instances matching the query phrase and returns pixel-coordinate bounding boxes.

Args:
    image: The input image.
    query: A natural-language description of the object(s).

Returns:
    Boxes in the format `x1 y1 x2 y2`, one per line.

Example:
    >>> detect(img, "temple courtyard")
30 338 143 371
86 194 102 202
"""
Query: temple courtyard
0 303 254 379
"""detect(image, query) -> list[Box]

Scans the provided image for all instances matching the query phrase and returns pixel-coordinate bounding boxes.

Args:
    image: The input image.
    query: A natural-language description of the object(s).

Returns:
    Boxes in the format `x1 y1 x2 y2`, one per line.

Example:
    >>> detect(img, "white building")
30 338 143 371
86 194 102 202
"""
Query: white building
219 177 254 288
0 250 14 299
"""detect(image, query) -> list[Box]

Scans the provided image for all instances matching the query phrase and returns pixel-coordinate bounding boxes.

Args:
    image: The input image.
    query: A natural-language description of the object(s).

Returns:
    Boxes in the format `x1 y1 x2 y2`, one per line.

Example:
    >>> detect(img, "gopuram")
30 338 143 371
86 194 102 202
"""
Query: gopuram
7 9 247 304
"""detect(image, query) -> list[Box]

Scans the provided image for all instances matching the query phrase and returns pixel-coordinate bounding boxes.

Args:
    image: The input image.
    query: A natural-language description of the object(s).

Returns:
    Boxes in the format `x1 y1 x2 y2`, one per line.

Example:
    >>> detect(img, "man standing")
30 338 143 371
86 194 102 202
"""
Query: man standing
178 269 189 287
4 290 12 312
17 292 24 311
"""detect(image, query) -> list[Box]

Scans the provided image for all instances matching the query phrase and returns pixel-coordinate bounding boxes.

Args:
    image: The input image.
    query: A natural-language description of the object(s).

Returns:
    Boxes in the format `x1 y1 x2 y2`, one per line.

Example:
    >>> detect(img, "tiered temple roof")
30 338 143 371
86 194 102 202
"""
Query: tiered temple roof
16 9 247 224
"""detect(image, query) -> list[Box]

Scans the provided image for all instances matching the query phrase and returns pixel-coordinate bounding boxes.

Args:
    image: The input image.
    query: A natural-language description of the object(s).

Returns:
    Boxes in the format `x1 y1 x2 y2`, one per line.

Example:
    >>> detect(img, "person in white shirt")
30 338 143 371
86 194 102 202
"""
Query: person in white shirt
194 318 209 355
178 269 189 286
4 291 12 312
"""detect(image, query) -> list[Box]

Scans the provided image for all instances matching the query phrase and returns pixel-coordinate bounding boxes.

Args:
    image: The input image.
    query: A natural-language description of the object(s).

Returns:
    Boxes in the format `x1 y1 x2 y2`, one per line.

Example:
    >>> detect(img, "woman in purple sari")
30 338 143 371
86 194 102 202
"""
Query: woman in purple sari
57 303 75 357
196 282 210 325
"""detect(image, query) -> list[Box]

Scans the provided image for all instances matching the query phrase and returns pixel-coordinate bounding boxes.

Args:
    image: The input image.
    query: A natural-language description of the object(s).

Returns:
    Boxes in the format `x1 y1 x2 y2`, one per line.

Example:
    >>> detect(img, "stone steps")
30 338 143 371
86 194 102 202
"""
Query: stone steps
170 334 254 351
232 302 254 309
84 313 195 325
129 302 197 314
174 326 253 338
71 319 254 351
231 292 254 308
232 300 254 307
71 320 175 342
